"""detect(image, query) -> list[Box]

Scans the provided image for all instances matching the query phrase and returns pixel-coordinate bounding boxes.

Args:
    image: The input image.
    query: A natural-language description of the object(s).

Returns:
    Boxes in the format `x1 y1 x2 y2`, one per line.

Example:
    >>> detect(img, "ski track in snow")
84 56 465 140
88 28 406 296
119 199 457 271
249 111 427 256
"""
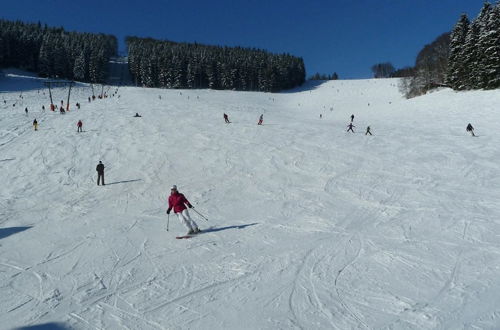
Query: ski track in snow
1 72 500 329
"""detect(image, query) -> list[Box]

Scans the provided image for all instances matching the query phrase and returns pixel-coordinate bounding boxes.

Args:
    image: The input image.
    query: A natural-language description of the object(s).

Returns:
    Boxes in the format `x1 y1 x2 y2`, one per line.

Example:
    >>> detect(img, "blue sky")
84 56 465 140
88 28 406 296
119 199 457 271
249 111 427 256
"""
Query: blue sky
1 0 486 78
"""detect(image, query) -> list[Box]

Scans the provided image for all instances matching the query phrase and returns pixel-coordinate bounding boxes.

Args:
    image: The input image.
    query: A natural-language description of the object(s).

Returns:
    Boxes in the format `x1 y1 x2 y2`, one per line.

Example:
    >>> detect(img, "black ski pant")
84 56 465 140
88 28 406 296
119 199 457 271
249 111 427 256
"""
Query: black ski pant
97 172 105 185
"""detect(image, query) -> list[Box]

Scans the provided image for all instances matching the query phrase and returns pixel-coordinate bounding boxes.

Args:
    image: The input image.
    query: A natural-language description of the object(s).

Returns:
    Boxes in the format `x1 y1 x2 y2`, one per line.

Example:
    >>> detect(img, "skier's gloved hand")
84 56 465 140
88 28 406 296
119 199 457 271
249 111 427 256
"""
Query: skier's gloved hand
166 208 171 214
188 204 193 208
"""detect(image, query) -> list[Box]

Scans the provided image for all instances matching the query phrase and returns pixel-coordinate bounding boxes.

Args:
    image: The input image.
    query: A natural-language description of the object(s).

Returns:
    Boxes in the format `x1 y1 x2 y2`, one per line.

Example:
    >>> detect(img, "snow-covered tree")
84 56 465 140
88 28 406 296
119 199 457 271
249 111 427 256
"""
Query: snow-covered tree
446 14 470 89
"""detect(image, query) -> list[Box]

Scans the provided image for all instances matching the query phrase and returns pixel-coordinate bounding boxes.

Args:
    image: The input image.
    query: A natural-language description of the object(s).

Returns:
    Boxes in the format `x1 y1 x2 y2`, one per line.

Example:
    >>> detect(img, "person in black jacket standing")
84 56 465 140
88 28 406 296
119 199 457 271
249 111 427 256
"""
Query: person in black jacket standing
96 161 105 186
466 123 475 137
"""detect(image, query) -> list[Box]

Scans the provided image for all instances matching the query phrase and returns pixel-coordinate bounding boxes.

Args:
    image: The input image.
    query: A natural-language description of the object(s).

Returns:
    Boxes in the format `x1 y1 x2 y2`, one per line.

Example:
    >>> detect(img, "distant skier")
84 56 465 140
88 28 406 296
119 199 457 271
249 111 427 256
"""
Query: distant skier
258 114 263 125
466 123 475 137
33 119 38 131
347 123 355 133
96 161 105 186
320 114 322 119
42 105 45 111
365 126 372 135
350 114 354 122
76 102 81 110
77 120 83 132
166 185 200 235
25 107 28 115
60 106 65 114
224 113 230 123
134 113 141 117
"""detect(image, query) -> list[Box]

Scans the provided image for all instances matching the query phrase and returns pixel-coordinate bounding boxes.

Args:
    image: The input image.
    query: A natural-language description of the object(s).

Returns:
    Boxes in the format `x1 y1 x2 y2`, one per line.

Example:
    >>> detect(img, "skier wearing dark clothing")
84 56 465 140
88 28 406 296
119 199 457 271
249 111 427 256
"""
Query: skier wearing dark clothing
347 123 355 133
96 161 105 186
258 114 264 125
33 119 38 131
466 123 475 136
25 107 28 115
77 120 83 132
365 126 372 135
134 113 141 117
350 114 354 122
224 113 230 123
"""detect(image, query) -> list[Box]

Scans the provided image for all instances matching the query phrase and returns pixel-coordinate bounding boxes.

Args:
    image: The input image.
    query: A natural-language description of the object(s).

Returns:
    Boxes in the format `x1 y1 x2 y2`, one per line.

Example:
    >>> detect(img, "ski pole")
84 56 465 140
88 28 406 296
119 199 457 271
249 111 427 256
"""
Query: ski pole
167 213 170 231
191 208 209 221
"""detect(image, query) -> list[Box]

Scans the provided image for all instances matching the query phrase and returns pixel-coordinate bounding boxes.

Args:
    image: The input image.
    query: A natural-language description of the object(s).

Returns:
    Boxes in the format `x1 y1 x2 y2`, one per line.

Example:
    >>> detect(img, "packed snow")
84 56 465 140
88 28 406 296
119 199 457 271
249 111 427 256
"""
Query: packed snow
1 69 500 329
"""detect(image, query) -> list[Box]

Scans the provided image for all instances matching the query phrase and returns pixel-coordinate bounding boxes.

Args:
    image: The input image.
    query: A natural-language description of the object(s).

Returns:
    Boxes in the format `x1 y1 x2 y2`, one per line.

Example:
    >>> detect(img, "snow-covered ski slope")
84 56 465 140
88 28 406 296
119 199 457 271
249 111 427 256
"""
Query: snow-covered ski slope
2 69 500 329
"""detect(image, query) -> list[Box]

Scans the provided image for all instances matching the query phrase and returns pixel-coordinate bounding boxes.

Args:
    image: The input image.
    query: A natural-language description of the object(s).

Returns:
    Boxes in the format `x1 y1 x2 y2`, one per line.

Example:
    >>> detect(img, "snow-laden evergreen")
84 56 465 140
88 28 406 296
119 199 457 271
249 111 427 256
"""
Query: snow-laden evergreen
446 14 470 90
448 2 500 90
2 71 500 329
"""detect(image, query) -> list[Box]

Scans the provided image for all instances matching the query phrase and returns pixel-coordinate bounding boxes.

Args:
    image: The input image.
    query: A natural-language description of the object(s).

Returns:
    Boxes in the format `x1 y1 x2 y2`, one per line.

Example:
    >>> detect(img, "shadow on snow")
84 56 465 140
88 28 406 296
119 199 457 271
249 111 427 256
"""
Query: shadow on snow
202 223 259 233
15 322 71 330
280 80 329 94
0 226 32 240
106 179 142 186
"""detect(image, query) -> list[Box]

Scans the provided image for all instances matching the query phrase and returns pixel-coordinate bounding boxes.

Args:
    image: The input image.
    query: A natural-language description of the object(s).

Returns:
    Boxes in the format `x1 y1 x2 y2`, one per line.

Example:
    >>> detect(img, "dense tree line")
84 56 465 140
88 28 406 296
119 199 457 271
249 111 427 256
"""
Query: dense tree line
126 37 305 92
0 19 117 83
309 72 338 80
447 2 500 90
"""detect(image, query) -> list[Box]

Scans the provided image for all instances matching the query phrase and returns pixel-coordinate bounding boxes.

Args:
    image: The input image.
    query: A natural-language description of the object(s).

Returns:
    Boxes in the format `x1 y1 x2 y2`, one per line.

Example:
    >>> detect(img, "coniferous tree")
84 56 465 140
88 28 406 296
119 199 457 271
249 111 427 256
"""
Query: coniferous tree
125 36 305 92
473 2 493 88
0 19 116 82
477 4 500 89
446 14 470 89
73 51 86 81
462 18 481 89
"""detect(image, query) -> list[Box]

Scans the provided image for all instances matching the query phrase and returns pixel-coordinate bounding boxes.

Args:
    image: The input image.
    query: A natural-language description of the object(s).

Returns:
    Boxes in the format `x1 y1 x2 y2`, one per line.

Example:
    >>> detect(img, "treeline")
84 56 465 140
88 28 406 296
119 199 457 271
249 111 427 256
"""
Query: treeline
397 2 500 98
309 72 339 80
126 37 305 92
0 19 117 83
446 2 500 90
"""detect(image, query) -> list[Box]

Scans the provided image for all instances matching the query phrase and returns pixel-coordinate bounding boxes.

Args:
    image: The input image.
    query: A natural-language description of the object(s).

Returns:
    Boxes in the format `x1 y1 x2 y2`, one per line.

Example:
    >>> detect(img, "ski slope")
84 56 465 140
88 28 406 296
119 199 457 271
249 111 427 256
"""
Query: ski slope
1 69 500 329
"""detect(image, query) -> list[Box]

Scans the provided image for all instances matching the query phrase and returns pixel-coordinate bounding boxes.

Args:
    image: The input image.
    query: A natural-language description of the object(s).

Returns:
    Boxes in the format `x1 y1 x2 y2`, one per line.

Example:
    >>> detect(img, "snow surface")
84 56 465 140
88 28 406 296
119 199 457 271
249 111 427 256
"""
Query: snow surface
1 70 500 329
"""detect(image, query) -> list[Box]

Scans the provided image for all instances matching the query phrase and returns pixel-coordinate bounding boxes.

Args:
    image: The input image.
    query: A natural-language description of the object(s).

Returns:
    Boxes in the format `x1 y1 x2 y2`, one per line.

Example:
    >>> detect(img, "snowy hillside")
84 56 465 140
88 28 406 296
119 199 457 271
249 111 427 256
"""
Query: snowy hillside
1 69 500 329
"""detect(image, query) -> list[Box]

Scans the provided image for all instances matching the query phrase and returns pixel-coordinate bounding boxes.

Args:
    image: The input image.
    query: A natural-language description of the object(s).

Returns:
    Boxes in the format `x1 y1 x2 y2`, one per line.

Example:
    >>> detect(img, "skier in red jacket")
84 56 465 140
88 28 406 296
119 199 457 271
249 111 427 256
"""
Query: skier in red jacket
166 185 200 235
77 120 83 132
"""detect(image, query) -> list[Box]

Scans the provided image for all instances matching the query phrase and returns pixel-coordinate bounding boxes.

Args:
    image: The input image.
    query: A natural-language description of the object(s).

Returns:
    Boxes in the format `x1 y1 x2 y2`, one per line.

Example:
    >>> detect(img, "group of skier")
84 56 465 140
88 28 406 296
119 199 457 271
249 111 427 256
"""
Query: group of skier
25 91 479 239
222 112 475 138
223 113 264 125
347 114 371 135
346 115 475 137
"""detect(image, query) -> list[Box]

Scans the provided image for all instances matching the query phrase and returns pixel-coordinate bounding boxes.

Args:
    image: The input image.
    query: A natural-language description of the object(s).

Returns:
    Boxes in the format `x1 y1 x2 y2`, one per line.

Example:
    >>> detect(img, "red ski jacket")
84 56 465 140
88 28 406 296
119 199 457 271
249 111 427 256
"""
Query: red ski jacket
168 193 192 213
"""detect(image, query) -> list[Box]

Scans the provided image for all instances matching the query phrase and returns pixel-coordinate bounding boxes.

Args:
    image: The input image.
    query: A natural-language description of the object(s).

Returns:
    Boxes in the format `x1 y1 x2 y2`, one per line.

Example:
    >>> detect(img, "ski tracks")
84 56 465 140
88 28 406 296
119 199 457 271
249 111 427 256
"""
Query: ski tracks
284 234 369 329
333 234 369 329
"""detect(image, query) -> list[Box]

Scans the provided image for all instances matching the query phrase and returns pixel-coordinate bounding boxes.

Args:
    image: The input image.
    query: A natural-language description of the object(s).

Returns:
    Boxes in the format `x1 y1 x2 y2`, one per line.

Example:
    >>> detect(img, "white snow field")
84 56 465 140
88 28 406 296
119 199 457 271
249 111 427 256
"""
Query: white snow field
1 69 500 330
